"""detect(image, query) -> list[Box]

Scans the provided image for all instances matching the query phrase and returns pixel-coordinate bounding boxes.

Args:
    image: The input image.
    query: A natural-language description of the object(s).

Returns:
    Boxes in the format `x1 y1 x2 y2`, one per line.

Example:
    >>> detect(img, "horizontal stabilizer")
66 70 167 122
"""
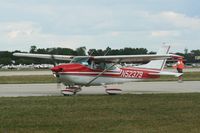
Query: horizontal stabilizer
149 71 183 77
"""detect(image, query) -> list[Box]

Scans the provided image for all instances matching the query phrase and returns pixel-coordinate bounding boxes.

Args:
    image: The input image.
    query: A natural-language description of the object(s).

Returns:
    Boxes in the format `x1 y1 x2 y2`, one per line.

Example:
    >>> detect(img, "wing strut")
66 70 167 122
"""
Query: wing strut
86 59 121 86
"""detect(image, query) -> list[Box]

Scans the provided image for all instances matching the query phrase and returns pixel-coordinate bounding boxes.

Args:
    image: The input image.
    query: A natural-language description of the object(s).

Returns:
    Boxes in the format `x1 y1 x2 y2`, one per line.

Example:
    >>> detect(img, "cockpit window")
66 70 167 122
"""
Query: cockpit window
94 62 117 70
70 57 118 70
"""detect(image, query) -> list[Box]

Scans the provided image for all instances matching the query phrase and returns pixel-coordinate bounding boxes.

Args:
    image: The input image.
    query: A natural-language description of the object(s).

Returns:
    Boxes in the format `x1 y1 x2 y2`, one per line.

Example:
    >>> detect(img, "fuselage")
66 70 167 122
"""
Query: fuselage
51 63 160 86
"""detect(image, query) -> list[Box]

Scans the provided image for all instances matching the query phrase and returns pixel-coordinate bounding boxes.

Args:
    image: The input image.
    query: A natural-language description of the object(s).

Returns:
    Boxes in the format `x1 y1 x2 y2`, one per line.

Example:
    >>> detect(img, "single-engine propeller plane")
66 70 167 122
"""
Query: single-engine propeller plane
13 45 183 96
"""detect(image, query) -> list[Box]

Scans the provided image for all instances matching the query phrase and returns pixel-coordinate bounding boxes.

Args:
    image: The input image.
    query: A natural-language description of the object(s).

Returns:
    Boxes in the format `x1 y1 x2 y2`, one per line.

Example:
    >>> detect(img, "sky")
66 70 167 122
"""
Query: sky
0 0 200 52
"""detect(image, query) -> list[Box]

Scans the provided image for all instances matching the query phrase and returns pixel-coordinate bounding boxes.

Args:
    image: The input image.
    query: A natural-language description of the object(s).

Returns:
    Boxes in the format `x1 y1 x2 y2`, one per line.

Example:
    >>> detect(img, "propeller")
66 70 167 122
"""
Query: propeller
51 55 57 67
53 72 62 90
56 77 62 90
52 72 64 92
50 54 62 90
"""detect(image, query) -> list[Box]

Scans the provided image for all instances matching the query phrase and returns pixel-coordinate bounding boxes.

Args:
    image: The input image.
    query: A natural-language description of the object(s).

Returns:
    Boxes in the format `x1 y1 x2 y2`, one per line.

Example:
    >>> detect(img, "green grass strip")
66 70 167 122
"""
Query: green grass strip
0 75 56 84
0 94 200 133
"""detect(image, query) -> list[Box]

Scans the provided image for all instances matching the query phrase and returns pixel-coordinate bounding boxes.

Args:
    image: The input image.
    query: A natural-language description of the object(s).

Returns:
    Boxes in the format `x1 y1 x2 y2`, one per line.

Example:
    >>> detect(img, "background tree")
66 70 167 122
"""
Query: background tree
1 45 200 66
30 45 37 53
76 46 86 56
0 51 12 65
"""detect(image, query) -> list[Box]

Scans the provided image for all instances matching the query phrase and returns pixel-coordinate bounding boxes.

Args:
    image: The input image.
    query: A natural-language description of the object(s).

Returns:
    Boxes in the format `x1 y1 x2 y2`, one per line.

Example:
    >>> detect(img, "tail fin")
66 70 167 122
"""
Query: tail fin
136 45 170 70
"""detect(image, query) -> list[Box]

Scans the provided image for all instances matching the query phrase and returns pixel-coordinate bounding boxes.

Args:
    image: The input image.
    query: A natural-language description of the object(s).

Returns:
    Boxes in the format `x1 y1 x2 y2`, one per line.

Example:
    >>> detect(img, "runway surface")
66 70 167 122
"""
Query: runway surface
0 81 200 97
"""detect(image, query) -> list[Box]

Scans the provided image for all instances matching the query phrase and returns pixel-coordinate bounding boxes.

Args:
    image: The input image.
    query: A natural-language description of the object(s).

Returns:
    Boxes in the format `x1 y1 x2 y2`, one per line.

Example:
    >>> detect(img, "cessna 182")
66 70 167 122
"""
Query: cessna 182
13 45 183 96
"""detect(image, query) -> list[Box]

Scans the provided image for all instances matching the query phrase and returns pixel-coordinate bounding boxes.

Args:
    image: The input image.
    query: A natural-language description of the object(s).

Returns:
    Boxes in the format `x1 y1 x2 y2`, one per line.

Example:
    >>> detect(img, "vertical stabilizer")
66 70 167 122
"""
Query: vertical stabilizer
136 45 170 70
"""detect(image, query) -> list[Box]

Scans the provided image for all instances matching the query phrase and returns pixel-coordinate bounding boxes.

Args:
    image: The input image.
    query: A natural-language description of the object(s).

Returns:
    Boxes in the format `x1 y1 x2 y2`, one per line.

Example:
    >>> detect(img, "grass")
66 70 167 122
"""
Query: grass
0 94 200 133
0 72 200 84
0 75 56 84
147 72 200 82
0 69 50 71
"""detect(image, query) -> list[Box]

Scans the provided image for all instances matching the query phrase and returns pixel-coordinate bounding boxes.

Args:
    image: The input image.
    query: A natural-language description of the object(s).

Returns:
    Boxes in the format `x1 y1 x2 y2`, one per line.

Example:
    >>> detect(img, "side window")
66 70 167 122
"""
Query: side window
93 62 117 70
93 62 100 70
93 62 103 70
105 63 116 70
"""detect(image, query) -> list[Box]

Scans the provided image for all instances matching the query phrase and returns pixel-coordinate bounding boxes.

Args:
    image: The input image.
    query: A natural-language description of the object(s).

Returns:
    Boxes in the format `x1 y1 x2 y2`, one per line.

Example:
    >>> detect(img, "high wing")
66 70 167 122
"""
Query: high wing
92 54 181 63
13 53 74 61
13 53 182 63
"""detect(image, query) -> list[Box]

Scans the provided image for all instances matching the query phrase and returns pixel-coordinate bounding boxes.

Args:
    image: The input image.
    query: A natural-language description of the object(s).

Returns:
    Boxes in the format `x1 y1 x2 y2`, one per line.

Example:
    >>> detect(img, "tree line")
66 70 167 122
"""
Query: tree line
0 46 200 65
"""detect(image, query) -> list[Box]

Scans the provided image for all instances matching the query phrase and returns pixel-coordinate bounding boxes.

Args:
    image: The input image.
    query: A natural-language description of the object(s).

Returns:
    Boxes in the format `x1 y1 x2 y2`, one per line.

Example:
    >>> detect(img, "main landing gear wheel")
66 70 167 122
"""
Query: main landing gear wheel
61 86 82 96
105 88 122 95
102 84 122 95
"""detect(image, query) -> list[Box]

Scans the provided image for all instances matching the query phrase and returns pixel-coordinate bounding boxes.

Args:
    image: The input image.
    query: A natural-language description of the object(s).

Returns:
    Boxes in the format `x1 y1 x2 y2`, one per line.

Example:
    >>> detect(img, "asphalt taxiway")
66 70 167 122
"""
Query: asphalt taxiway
0 81 200 97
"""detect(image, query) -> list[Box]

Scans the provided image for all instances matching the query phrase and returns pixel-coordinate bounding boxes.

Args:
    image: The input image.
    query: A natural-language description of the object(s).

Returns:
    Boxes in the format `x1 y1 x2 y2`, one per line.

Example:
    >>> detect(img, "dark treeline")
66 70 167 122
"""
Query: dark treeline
88 47 148 56
0 46 200 65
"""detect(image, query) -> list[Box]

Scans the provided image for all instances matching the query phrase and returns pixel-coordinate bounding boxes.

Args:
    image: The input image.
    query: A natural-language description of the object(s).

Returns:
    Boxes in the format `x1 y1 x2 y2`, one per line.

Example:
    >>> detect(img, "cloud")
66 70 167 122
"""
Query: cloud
0 1 200 52
0 21 95 50
0 21 41 39
147 11 200 30
162 12 200 30
110 31 121 37
151 30 180 37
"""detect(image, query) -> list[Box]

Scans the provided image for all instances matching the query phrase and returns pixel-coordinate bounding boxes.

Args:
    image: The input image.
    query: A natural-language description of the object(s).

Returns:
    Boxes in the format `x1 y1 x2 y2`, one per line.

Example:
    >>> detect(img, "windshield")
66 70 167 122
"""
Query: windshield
70 57 91 66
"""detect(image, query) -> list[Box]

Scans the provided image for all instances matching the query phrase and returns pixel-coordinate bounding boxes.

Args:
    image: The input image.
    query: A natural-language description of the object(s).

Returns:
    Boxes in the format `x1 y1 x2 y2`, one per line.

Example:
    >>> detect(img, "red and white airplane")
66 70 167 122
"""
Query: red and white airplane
13 45 183 95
